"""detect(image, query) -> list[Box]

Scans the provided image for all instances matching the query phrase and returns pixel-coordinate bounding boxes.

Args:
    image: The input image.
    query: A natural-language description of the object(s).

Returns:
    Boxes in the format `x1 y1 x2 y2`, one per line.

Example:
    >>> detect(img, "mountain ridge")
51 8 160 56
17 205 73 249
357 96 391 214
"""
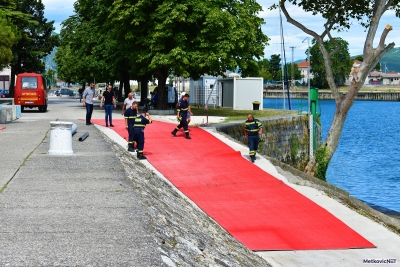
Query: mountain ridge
294 47 400 72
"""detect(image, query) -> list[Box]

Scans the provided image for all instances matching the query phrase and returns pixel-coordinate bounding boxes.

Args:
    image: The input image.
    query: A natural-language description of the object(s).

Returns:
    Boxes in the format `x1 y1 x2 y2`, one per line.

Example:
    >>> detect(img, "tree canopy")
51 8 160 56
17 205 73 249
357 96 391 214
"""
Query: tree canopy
0 0 29 69
0 15 18 70
8 0 58 93
55 0 269 108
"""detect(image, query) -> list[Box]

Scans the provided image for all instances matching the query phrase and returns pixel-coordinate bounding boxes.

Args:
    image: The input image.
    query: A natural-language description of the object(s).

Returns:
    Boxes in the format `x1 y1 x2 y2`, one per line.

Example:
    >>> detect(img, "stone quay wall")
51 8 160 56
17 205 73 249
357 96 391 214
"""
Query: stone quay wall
264 90 400 101
215 114 319 171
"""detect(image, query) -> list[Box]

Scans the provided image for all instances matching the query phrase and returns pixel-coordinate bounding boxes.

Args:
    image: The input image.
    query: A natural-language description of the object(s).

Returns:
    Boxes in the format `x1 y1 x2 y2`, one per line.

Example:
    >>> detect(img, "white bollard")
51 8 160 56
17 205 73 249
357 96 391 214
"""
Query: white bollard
48 121 74 155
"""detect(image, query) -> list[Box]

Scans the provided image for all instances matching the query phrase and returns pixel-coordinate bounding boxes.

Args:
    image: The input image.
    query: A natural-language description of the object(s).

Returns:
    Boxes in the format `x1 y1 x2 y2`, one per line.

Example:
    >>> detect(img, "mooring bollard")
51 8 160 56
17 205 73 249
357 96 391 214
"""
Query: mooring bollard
48 121 74 155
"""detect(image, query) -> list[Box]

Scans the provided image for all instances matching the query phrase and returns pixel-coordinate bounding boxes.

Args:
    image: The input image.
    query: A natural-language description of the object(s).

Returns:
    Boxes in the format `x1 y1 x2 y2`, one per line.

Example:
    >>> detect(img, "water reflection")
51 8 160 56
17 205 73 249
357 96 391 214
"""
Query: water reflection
264 98 400 213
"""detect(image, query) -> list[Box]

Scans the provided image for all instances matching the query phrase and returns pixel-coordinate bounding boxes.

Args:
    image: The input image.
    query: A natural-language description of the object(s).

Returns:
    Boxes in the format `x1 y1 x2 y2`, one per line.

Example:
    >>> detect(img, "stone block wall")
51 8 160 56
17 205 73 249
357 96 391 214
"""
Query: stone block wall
0 105 21 124
215 115 321 171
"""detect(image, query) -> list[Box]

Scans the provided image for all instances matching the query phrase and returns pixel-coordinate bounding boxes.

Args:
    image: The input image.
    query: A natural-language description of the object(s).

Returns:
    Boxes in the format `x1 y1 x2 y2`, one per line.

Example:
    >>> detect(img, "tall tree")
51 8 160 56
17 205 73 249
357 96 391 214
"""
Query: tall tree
9 0 58 95
0 1 16 69
0 0 32 70
107 0 269 109
56 0 136 100
258 58 273 81
0 16 18 69
309 38 352 88
278 0 400 179
269 54 281 81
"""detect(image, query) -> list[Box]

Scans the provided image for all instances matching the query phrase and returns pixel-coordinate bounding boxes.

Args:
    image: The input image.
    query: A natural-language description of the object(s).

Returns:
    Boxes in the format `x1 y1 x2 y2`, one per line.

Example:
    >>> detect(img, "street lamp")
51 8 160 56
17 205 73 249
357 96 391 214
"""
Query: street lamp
302 36 313 158
302 37 310 114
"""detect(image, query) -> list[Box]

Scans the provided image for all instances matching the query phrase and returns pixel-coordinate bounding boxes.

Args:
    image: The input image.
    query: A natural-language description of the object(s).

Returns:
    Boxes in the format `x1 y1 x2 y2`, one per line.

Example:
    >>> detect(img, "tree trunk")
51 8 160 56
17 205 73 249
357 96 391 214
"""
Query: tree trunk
9 66 16 95
116 83 123 102
155 67 168 110
306 92 354 180
118 79 123 99
139 75 148 105
122 72 130 100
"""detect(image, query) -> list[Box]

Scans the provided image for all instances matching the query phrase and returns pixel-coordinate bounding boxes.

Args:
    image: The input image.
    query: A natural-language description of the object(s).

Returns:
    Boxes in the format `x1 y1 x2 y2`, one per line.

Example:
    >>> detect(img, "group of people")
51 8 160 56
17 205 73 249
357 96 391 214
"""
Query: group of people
82 82 263 163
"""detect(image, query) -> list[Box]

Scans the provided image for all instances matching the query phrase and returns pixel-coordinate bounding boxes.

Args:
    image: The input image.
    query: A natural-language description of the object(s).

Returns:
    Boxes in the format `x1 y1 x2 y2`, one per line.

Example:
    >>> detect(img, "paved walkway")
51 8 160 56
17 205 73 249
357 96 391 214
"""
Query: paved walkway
0 119 163 266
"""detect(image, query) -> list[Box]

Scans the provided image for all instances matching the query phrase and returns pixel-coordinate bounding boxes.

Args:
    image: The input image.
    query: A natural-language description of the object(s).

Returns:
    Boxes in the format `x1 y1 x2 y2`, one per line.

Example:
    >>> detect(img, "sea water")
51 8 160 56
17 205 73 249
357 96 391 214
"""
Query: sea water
264 98 400 213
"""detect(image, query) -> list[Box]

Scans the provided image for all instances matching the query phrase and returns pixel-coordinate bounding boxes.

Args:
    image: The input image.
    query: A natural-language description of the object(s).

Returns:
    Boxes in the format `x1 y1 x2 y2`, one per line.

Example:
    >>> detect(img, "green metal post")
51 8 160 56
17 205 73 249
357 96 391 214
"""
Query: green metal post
309 88 318 154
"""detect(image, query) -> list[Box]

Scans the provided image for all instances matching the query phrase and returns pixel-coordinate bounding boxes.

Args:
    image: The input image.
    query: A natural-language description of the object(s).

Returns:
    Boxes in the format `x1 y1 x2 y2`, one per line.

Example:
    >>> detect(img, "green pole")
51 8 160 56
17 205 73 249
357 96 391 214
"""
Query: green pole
310 88 319 154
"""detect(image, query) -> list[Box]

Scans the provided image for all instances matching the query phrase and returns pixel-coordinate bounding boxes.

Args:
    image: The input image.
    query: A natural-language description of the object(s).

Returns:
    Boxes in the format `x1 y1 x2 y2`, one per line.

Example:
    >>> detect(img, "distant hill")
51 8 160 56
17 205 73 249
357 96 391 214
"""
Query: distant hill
43 48 57 71
372 47 400 72
352 47 400 72
293 47 400 72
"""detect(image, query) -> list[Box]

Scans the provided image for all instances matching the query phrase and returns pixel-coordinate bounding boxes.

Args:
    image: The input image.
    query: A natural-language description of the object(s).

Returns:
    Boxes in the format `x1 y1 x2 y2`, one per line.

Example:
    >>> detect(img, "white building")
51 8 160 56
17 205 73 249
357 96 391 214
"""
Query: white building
189 76 264 110
0 67 11 89
297 61 314 84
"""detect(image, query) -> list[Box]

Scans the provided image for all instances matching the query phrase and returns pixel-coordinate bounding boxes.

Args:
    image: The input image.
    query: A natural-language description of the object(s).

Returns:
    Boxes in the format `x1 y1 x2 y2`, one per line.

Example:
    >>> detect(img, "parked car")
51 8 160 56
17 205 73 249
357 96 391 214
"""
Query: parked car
0 89 10 97
55 88 75 96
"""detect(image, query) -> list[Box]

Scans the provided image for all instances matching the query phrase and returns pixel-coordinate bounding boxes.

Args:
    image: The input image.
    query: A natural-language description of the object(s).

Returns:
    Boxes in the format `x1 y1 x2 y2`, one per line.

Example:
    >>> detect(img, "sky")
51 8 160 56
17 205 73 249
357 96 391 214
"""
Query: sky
42 0 400 62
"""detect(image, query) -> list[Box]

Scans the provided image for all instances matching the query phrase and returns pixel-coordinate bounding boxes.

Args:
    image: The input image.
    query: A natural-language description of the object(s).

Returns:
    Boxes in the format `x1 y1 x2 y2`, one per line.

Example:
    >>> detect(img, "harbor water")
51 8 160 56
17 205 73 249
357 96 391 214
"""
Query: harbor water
264 98 400 213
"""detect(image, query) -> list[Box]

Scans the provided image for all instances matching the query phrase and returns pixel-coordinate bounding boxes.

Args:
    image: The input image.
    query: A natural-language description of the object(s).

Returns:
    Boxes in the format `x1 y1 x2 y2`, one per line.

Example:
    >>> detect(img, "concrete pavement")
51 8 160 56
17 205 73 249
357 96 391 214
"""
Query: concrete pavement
0 119 163 266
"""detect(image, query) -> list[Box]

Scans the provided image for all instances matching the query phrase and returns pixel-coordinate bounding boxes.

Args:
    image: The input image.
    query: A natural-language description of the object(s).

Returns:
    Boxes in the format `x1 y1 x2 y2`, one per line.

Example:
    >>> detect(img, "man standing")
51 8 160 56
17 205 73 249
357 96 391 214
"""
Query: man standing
133 109 152 160
244 114 263 163
82 82 96 125
121 92 136 115
100 85 116 127
124 102 138 152
178 92 191 124
171 93 192 139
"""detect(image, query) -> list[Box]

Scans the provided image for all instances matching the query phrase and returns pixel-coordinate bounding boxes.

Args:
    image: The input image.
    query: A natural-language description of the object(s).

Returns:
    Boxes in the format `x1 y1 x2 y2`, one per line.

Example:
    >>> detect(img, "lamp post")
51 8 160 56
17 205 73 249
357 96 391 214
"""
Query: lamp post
302 36 313 158
302 37 311 113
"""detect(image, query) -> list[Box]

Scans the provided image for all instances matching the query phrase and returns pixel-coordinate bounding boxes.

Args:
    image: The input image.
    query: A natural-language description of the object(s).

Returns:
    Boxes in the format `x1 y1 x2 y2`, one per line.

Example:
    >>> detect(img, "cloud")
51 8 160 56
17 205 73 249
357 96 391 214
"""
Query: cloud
42 0 75 31
42 0 75 11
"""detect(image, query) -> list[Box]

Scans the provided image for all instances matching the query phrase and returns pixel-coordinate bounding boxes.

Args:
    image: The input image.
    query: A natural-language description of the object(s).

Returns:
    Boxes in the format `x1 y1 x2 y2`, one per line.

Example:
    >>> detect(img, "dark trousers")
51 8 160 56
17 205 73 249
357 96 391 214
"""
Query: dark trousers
85 104 93 124
133 128 145 152
176 114 189 133
104 104 113 125
248 135 259 157
128 125 135 145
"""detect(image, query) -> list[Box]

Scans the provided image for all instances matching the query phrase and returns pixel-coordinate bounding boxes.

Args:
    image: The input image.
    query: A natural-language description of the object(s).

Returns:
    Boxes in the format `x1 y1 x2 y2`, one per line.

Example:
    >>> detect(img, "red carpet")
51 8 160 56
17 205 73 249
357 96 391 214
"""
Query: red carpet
92 119 376 251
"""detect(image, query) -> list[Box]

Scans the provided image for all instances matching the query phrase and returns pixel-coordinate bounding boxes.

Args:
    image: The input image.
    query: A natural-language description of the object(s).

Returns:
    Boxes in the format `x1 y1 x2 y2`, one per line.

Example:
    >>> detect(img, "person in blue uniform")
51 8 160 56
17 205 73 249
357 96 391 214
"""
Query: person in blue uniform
133 109 152 160
244 114 263 163
171 93 192 139
124 102 138 152
179 92 191 124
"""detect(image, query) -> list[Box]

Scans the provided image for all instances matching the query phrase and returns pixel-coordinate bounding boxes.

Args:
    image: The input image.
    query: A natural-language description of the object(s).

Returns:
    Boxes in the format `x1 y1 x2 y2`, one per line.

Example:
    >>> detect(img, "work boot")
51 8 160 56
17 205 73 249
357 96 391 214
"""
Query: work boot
171 129 177 137
185 133 191 139
128 144 135 152
250 155 255 163
137 152 147 160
